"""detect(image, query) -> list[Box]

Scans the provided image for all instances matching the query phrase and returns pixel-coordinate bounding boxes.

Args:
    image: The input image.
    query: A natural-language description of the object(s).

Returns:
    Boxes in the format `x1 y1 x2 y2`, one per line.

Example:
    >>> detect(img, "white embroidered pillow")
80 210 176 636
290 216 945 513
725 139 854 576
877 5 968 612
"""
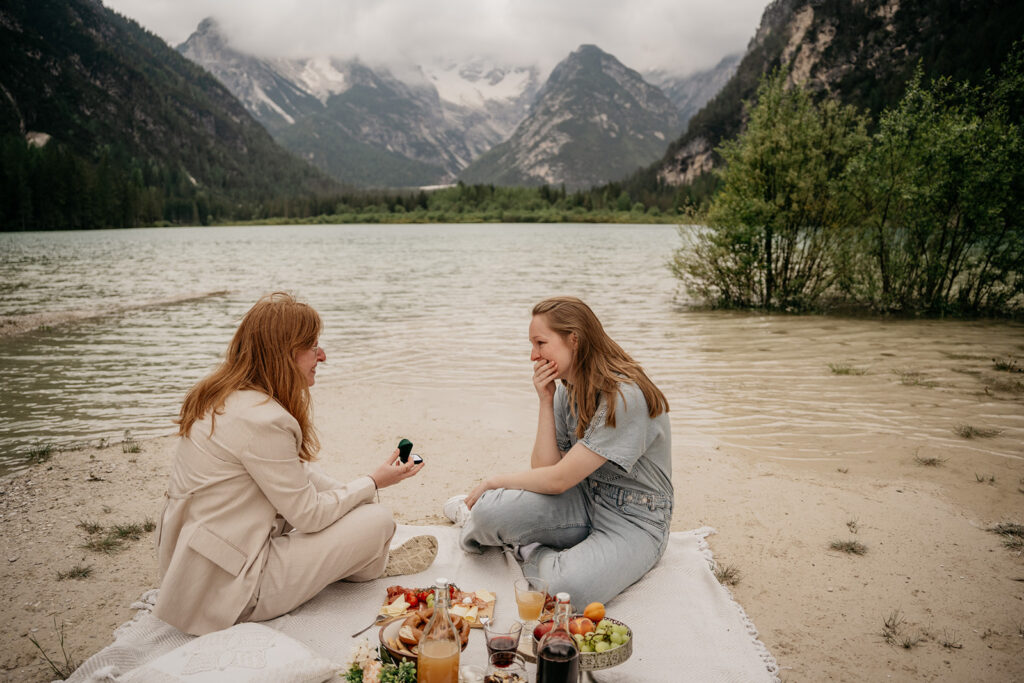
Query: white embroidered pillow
121 622 341 683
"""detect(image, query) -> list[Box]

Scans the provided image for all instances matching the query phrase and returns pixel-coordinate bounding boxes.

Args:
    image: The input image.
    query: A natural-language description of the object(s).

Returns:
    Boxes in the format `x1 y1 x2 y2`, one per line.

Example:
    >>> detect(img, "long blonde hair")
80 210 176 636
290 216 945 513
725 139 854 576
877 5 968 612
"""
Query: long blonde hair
532 296 668 438
177 292 322 461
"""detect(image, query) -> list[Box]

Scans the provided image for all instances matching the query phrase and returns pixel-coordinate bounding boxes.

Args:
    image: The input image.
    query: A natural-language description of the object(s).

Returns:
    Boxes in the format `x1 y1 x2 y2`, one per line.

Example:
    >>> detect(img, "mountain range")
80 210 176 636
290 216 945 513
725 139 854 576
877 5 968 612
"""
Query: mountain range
460 45 682 189
178 21 735 189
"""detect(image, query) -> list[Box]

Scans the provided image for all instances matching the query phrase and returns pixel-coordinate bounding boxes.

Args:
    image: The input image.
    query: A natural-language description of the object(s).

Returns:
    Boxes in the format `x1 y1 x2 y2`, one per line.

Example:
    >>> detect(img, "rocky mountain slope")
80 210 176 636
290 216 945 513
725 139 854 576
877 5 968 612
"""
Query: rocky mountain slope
656 0 1024 190
178 19 541 186
0 0 335 228
459 45 682 189
647 53 741 131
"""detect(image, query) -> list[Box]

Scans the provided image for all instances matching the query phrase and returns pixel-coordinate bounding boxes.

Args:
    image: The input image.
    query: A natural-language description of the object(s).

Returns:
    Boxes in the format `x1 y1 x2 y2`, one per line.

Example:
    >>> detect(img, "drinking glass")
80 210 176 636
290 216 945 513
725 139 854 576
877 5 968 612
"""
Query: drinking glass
484 619 523 659
483 652 528 683
514 577 548 624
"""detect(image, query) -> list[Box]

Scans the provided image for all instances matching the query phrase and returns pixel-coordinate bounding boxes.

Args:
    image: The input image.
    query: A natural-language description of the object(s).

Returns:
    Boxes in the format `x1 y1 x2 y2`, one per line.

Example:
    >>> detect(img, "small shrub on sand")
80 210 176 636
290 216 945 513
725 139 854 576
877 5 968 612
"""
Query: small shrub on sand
28 619 77 680
846 519 859 534
955 424 1002 439
914 454 947 467
828 363 866 375
111 523 144 540
121 430 141 454
836 467 849 474
714 564 741 586
989 522 1024 551
76 520 103 535
881 610 906 645
992 356 1020 372
81 535 123 554
830 539 867 555
938 630 963 649
974 473 996 484
26 443 55 464
56 564 93 581
143 518 156 533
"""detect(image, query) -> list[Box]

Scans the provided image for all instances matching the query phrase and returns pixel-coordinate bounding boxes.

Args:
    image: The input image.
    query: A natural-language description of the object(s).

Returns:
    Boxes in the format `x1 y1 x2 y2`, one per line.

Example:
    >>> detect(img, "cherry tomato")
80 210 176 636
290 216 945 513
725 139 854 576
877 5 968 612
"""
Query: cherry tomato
404 591 418 607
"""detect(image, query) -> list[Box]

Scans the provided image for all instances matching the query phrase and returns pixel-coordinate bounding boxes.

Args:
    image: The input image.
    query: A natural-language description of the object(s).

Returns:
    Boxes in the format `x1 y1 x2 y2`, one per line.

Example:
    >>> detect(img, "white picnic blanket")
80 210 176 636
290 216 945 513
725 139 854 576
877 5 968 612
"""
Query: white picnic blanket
66 525 778 682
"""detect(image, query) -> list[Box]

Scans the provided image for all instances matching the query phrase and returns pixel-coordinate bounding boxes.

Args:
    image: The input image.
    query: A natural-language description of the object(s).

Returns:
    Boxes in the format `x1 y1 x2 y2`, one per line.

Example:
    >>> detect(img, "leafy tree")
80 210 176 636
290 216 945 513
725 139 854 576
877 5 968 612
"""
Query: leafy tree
672 70 868 309
845 55 1024 315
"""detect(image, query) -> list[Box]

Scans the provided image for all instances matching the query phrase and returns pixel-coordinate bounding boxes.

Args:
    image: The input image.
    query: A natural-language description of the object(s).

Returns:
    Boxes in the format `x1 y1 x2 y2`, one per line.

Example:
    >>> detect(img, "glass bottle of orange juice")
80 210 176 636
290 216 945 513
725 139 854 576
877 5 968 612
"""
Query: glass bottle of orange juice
417 578 460 683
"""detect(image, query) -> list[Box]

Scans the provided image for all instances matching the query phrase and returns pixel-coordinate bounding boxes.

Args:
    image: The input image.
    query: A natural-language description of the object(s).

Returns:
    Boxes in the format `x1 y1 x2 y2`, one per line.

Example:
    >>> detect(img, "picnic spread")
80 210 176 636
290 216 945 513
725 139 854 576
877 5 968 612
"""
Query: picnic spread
65 525 779 682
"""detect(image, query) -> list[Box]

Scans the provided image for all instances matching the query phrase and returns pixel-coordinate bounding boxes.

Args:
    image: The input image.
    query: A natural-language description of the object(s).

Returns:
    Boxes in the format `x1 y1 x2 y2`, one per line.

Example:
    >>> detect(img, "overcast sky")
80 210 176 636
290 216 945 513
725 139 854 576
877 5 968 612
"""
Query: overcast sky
104 0 770 75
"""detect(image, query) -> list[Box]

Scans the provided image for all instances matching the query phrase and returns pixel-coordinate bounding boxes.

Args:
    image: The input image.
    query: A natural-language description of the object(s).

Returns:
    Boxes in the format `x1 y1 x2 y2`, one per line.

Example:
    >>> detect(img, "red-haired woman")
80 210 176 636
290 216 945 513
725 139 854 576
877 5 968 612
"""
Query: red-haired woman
446 296 672 606
155 292 434 635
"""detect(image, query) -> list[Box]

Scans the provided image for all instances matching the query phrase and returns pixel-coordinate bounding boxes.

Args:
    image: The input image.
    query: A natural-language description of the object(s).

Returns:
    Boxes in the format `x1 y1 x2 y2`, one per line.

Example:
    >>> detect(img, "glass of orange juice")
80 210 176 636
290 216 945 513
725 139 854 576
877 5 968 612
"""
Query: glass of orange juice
514 577 547 624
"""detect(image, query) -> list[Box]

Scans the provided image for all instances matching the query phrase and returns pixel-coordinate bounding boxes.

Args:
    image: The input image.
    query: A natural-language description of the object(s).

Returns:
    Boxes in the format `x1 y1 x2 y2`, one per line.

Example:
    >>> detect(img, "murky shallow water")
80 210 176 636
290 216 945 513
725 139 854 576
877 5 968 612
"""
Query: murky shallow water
1 224 1022 474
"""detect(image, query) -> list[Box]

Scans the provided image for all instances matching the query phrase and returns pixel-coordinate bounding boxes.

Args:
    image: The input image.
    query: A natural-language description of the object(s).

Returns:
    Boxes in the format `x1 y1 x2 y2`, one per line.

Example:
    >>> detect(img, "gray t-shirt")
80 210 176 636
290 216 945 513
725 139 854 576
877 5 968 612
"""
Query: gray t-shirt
553 381 673 498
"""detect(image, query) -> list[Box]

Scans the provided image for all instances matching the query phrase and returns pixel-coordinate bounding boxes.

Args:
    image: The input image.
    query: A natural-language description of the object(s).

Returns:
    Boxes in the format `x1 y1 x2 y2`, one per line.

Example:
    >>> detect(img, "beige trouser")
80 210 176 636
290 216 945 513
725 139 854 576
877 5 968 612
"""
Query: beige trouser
241 502 396 623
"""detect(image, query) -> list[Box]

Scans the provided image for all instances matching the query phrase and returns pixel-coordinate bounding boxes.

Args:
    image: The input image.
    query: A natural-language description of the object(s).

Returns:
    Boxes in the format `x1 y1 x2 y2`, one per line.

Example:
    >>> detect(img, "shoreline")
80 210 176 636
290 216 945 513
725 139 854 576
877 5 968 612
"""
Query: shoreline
2 385 1022 681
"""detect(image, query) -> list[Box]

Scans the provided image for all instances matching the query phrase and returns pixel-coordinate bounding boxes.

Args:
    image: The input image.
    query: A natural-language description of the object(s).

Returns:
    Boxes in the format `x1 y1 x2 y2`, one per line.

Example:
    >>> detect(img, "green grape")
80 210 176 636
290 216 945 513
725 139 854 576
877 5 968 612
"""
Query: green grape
581 642 594 653
613 625 628 636
595 640 611 653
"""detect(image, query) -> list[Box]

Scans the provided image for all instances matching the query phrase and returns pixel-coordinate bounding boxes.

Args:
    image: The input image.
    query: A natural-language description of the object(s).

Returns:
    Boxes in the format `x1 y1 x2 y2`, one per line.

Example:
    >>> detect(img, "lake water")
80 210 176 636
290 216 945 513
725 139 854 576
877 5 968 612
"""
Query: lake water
1 223 1022 474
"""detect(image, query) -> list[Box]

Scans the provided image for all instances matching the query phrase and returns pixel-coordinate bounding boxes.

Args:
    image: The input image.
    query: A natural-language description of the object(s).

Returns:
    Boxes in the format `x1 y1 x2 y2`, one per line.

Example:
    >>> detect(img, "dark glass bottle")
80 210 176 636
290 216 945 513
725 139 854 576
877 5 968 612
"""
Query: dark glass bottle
536 592 579 683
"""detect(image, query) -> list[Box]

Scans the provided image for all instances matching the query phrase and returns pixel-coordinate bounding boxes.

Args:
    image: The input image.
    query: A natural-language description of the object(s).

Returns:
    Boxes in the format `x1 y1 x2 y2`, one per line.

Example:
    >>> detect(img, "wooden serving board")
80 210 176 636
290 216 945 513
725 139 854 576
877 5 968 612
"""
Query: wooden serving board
379 586 496 628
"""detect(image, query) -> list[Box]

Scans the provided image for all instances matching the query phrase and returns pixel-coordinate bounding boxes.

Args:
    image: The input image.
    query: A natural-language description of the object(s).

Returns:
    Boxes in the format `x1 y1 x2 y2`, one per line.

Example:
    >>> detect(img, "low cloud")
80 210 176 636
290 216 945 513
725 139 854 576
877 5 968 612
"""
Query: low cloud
105 0 768 75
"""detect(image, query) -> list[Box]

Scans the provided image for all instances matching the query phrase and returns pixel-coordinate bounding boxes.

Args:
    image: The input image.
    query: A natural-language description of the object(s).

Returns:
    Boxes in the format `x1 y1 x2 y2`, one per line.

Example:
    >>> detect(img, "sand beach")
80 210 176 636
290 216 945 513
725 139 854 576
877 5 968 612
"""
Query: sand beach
1 377 1022 682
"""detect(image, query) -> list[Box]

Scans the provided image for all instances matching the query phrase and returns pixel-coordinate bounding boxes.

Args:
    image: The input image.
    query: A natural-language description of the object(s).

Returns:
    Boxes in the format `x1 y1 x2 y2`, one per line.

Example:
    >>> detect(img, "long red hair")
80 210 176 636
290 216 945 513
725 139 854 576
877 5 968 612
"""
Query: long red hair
177 292 322 461
532 296 668 438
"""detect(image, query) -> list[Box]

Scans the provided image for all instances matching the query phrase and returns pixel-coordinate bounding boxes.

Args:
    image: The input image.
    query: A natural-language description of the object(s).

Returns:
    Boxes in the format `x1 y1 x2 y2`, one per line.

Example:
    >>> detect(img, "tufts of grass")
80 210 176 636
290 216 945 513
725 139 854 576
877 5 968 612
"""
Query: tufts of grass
914 453 947 467
881 610 906 646
56 564 93 581
846 519 859 534
121 430 141 454
830 539 867 555
828 363 867 375
899 633 923 649
143 518 156 533
26 443 56 464
938 630 963 649
955 424 1002 439
975 473 996 484
28 618 78 680
111 523 144 541
75 520 103 535
713 564 741 586
988 522 1024 551
81 535 123 554
992 356 1021 372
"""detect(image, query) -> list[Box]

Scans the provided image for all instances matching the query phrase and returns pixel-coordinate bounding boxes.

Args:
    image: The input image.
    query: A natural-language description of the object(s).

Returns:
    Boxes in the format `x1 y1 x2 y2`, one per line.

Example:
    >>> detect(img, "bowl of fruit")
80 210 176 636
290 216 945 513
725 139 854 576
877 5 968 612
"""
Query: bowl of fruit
530 603 632 672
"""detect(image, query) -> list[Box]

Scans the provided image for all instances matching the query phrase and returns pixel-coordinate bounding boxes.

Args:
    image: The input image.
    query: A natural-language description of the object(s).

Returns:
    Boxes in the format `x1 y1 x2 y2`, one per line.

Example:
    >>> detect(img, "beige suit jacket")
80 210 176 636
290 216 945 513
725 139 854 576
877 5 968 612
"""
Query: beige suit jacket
154 389 376 635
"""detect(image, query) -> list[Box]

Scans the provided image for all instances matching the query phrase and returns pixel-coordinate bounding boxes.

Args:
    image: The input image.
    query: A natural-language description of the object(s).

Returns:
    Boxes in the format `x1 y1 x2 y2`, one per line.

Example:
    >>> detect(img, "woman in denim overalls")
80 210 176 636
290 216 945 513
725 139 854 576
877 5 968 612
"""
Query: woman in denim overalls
448 296 672 605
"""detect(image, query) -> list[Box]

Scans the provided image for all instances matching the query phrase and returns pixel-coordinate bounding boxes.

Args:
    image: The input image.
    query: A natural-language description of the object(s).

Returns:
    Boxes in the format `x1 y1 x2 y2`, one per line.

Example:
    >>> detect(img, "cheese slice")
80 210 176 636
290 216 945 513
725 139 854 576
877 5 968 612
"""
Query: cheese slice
450 604 469 617
382 595 408 616
474 590 496 602
463 605 479 623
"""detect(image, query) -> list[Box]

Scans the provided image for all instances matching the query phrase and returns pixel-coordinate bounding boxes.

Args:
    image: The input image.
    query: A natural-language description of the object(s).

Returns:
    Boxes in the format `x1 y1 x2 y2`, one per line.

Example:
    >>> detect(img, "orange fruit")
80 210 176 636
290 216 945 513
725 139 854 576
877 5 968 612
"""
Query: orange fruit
583 601 605 621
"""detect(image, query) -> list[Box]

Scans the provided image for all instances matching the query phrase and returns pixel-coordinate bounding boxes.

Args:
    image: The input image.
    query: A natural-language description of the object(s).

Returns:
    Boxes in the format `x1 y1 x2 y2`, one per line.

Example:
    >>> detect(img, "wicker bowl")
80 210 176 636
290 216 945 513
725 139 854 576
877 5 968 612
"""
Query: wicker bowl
529 616 633 672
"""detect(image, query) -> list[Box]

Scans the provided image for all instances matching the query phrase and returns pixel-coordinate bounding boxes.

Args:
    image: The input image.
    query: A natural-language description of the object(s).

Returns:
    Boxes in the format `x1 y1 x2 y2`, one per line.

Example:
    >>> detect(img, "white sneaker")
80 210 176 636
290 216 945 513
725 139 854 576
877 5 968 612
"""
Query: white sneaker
443 494 470 527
